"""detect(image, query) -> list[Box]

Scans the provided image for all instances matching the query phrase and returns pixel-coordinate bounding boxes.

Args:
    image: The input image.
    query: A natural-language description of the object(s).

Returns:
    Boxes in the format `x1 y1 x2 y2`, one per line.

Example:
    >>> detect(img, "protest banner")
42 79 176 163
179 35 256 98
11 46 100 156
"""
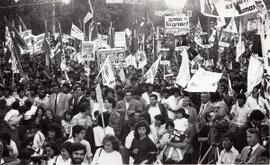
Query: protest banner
20 30 33 55
97 48 125 67
176 48 190 87
136 50 147 69
114 31 126 48
100 35 108 46
101 56 116 88
71 23 84 41
33 33 45 54
185 68 223 92
219 31 234 48
164 15 189 35
160 60 174 78
247 19 259 32
81 41 95 61
247 55 264 93
143 56 161 84
200 0 266 18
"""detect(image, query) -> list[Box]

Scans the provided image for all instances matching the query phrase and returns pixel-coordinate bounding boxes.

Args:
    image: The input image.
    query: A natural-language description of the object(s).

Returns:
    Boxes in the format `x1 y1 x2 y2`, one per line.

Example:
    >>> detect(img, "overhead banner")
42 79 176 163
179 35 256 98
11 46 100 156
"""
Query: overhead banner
81 41 95 61
71 23 84 41
97 48 125 67
185 68 223 92
114 31 126 48
165 15 189 35
200 0 266 18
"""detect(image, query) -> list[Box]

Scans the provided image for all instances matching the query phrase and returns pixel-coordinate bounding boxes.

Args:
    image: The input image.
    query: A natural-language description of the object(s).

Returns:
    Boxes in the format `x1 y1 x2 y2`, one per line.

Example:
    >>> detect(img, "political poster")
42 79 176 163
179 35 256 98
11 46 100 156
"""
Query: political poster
219 31 234 48
200 0 266 18
247 19 259 32
165 15 189 35
70 23 84 41
185 68 223 92
81 41 95 61
114 31 126 48
33 33 45 54
97 48 125 67
136 51 147 69
21 30 33 55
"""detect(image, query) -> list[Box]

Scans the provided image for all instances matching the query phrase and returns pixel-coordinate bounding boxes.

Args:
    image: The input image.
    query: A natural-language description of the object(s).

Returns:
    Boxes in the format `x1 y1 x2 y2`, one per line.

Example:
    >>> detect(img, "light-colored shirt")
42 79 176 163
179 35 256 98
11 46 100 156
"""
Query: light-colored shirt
32 130 45 151
91 148 122 165
93 126 115 147
1 96 16 107
71 112 92 128
33 96 50 109
148 105 161 124
55 155 71 165
230 103 251 126
217 146 239 164
161 95 179 120
174 118 189 133
150 123 166 144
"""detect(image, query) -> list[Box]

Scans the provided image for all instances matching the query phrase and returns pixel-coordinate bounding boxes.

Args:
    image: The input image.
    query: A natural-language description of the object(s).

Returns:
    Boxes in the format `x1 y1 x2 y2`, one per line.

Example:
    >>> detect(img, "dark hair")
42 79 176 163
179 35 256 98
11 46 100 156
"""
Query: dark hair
236 93 247 102
247 128 260 138
35 106 45 118
78 102 90 113
161 88 169 94
70 143 86 154
0 133 11 144
222 131 235 143
47 123 62 138
72 125 85 137
149 94 158 100
105 97 116 109
165 120 175 129
44 141 60 156
249 110 265 121
11 101 20 110
61 141 73 154
176 108 189 118
102 135 120 151
63 111 73 121
134 121 151 139
154 114 165 125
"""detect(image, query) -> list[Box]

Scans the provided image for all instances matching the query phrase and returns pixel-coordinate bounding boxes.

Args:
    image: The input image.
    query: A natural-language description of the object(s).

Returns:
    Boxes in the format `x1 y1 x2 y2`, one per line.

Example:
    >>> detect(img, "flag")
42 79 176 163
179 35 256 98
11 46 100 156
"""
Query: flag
125 54 137 68
236 20 245 62
143 56 161 84
176 48 190 87
71 23 84 41
119 67 126 82
247 55 264 94
194 18 203 46
228 75 234 96
9 42 20 73
101 55 116 88
5 17 28 50
18 16 27 32
224 17 238 33
42 38 54 58
84 12 93 24
216 17 226 29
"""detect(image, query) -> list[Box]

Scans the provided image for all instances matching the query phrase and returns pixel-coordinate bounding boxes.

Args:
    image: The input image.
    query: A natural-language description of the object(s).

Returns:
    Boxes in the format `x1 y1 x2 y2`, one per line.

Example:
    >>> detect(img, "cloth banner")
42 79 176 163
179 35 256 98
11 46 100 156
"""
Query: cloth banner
200 0 266 18
71 23 84 41
176 49 191 87
185 68 223 92
125 54 137 68
33 33 45 54
81 41 95 61
101 55 116 88
97 48 125 67
114 31 126 48
224 17 238 34
143 56 161 84
165 15 189 35
248 55 264 93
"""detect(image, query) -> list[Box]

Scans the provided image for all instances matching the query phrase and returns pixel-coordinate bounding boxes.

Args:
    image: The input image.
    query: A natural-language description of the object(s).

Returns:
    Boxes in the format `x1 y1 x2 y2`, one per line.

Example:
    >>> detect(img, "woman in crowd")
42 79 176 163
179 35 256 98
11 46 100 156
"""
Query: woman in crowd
42 141 60 165
31 106 45 128
46 123 64 150
43 109 61 126
54 141 72 165
61 111 73 139
91 135 122 165
129 120 157 164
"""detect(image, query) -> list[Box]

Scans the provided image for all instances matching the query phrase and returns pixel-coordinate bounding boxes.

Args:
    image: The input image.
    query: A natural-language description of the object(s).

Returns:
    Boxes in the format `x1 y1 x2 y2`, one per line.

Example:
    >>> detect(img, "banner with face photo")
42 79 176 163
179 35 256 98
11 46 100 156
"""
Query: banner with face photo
20 30 33 55
81 41 95 61
219 31 234 48
97 48 125 68
200 0 266 18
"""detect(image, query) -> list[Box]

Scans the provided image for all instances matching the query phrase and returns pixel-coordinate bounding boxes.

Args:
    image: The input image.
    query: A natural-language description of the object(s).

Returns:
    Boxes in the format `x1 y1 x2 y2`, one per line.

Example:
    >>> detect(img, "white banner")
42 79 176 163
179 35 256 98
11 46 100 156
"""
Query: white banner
185 68 223 92
143 57 161 84
101 56 116 88
71 23 84 41
165 15 189 35
114 31 126 48
95 83 105 113
33 33 45 54
200 0 266 18
176 49 190 87
247 55 264 93
81 41 95 61
136 50 147 69
106 0 124 4
21 30 33 55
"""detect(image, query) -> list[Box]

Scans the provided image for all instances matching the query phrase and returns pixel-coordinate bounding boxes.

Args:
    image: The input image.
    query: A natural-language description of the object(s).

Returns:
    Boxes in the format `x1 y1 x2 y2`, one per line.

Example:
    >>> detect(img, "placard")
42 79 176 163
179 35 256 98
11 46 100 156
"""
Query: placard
81 41 95 61
97 48 125 67
165 15 189 35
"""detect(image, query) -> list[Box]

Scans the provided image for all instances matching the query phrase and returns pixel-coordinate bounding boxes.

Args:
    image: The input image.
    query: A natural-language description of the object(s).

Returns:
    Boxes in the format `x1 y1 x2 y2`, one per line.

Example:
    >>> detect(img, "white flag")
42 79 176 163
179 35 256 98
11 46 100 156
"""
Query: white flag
143 56 161 84
176 48 190 87
185 68 222 92
71 23 84 41
216 17 226 29
95 83 105 113
83 12 93 24
247 55 264 93
236 20 245 62
224 17 238 33
119 67 126 83
125 54 137 68
101 56 116 88
194 18 203 46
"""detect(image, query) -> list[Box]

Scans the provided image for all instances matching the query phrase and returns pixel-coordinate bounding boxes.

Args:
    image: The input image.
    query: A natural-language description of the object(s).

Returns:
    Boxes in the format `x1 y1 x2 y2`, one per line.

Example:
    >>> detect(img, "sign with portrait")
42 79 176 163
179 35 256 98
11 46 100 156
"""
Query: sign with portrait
97 48 125 67
81 41 95 61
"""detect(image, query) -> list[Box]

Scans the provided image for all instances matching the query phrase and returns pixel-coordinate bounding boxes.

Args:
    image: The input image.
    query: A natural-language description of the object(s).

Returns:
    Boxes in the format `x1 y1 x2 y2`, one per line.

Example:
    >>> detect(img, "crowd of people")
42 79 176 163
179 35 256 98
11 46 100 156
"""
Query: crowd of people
0 14 270 165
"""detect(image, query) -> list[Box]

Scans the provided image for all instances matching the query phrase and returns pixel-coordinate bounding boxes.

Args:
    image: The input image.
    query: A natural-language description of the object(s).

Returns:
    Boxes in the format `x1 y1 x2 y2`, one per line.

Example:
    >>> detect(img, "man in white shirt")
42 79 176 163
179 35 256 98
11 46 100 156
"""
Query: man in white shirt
1 87 16 108
217 132 239 164
146 94 168 124
141 84 160 105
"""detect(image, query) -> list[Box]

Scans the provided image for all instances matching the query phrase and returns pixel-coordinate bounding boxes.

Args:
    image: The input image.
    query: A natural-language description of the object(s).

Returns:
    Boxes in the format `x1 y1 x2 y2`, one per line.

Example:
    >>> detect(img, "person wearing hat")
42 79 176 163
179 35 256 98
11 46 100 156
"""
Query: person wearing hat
174 108 189 133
